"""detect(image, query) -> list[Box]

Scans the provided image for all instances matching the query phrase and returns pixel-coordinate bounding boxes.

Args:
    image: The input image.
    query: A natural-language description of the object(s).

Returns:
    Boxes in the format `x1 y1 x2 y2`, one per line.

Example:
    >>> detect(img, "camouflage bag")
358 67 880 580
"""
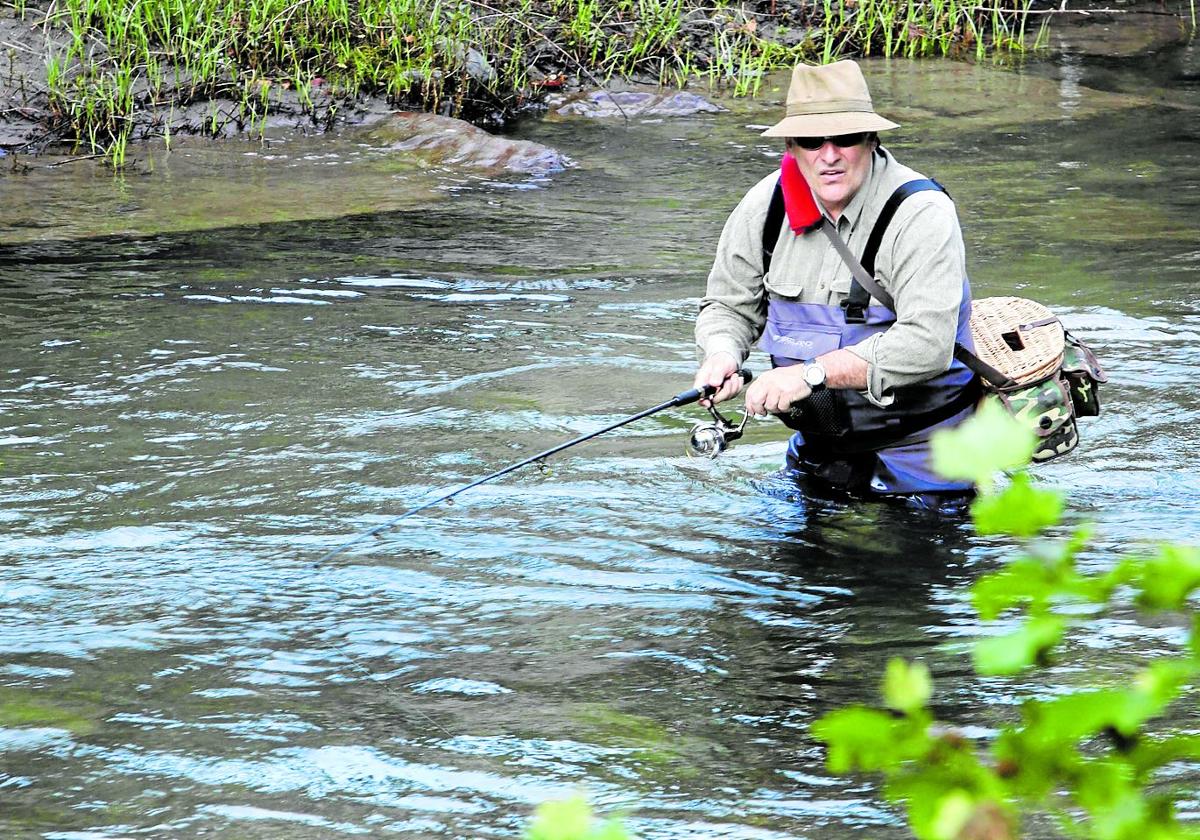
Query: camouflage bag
967 299 1107 464
988 376 1080 462
1060 330 1108 418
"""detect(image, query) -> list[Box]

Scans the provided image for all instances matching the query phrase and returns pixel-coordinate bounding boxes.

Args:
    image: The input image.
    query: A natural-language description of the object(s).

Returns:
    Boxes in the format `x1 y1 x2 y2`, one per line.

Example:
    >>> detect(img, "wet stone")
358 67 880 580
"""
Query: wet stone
1046 9 1191 58
367 112 574 176
549 89 724 119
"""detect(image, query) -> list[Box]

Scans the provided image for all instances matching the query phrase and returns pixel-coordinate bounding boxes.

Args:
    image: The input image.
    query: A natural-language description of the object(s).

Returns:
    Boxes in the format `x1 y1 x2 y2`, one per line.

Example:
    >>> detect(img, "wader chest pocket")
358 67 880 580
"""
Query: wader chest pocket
759 321 841 365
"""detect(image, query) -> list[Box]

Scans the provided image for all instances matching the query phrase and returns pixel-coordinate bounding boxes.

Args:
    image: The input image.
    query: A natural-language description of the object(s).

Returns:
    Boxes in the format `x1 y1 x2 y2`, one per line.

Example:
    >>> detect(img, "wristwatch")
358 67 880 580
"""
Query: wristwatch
803 360 827 393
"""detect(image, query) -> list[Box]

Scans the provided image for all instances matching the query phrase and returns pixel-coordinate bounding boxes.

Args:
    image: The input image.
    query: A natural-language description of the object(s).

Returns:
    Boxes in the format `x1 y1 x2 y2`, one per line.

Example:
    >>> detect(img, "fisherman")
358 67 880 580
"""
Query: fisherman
693 60 979 511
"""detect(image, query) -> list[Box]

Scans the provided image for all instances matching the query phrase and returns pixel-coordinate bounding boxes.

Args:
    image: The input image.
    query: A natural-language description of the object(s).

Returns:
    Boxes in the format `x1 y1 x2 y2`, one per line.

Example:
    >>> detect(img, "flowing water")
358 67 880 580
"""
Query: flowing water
2 44 1199 838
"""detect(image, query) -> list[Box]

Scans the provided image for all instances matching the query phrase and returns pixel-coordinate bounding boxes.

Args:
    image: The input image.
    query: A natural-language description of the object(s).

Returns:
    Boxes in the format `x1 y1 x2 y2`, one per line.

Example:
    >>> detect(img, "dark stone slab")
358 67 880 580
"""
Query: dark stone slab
549 89 724 119
368 112 574 175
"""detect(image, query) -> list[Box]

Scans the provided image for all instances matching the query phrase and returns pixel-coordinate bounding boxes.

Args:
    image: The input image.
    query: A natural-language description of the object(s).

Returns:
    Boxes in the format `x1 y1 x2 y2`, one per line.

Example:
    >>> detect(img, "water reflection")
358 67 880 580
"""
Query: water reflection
2 54 1199 838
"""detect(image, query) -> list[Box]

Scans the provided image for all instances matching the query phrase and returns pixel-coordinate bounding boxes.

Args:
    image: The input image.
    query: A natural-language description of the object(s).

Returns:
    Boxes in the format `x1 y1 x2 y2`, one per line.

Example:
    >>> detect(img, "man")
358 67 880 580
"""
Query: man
693 60 978 510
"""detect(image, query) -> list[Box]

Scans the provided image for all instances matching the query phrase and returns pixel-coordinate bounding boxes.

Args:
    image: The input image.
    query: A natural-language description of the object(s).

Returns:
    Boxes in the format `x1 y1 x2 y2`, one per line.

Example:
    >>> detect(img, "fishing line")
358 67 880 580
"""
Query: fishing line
298 371 752 795
313 369 752 566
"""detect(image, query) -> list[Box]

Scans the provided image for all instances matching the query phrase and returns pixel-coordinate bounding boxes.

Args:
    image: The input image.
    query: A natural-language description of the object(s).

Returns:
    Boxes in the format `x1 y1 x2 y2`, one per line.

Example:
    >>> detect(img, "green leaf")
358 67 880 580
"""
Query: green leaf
1026 690 1134 745
931 398 1036 492
526 797 593 840
971 557 1061 620
1072 759 1141 815
525 797 631 840
1135 544 1200 611
1015 663 1191 750
589 820 633 840
1191 613 1200 662
1129 660 1195 719
971 541 1119 622
1129 734 1200 774
888 757 1011 840
811 706 923 773
883 658 932 716
973 615 1066 675
927 790 976 840
970 472 1065 537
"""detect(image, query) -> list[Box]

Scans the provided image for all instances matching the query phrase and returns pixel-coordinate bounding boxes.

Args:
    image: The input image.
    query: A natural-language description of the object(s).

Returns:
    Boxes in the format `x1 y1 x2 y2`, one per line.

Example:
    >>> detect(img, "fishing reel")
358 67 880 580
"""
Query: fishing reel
686 403 749 459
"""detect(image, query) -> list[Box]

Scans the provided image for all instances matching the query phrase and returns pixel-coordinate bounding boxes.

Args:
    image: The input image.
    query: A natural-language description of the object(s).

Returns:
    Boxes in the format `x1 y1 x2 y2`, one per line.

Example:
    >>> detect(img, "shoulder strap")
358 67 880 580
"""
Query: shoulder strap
843 178 947 321
761 179 786 276
820 219 894 312
761 177 900 309
860 178 947 276
954 344 1018 390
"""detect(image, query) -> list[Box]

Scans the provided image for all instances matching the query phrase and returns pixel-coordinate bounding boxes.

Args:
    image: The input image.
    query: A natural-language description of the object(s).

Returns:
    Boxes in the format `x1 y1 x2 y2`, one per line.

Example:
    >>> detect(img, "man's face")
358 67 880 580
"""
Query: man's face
793 135 873 220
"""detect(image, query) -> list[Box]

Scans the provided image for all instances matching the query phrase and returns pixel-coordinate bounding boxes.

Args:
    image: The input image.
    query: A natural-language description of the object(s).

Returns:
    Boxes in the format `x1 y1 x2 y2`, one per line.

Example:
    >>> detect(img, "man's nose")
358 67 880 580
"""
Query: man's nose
817 141 842 160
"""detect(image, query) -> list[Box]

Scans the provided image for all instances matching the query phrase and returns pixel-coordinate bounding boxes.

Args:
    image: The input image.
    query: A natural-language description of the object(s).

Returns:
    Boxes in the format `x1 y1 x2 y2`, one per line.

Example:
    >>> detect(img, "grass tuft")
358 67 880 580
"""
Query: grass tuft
23 0 1047 167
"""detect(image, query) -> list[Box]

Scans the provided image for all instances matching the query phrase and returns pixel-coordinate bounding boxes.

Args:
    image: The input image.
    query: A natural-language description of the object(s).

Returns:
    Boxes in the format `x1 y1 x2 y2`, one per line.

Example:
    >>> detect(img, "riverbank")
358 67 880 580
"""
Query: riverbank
0 0 1052 162
0 0 1193 166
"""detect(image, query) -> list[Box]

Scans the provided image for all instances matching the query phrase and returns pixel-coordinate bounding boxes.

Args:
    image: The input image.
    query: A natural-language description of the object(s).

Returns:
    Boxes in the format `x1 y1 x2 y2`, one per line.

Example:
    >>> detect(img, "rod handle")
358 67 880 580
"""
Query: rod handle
673 369 753 407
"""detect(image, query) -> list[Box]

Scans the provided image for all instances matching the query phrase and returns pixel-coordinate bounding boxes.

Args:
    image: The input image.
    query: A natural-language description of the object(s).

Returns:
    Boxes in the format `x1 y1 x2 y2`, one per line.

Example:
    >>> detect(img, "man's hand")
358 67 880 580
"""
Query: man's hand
744 365 812 416
693 351 744 406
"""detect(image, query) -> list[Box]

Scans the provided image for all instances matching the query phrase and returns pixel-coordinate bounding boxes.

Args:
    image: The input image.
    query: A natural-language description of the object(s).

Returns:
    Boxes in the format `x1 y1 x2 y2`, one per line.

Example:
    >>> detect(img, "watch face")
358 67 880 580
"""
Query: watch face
805 364 825 387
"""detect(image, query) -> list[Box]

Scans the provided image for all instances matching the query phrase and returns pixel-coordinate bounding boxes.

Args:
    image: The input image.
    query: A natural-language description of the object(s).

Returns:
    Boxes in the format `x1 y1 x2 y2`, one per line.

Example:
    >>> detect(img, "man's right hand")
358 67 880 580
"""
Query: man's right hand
693 351 743 407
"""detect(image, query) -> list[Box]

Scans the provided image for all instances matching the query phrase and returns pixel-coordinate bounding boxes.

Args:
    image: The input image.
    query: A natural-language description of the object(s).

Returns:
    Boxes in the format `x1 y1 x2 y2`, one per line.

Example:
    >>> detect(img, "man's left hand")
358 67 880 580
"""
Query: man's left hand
744 366 812 416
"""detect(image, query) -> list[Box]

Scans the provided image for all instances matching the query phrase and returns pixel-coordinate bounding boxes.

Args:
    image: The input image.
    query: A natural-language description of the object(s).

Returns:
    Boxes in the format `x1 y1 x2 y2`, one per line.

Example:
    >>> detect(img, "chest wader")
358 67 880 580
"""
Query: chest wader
758 179 981 496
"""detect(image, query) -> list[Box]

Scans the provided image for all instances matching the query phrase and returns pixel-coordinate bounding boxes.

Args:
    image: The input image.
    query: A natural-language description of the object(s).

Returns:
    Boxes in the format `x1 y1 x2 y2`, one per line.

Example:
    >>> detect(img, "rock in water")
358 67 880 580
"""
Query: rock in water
369 113 573 176
550 90 724 119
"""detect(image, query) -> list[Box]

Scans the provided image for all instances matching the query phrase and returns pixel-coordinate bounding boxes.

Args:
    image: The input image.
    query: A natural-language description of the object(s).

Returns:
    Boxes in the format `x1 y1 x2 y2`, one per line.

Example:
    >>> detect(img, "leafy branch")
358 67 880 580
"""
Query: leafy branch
812 402 1200 840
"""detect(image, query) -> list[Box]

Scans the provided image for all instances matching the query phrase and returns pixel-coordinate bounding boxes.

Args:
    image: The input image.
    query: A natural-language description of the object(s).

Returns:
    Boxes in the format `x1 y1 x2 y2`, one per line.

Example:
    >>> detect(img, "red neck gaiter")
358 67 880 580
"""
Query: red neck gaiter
780 153 823 233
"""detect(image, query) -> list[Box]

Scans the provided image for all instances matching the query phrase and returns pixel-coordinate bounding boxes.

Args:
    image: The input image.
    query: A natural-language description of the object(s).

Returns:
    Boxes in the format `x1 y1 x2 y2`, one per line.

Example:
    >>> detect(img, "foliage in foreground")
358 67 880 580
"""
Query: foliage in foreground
525 796 632 840
10 0 1048 164
813 400 1200 839
524 403 1200 838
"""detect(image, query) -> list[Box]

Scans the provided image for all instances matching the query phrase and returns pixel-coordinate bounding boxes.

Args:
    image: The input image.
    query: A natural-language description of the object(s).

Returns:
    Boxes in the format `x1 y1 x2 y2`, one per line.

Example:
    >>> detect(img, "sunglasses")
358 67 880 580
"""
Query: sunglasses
790 132 870 151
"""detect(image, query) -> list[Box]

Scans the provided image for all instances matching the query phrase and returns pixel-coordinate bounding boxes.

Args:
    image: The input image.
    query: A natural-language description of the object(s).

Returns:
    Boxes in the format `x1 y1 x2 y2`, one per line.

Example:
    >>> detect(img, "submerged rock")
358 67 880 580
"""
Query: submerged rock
549 89 724 119
368 112 573 175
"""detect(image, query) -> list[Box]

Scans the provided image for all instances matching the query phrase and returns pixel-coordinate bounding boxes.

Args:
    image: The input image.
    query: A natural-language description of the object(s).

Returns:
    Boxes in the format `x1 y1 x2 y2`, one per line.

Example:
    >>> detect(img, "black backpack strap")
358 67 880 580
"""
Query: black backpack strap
843 178 948 323
954 343 1018 390
761 178 786 276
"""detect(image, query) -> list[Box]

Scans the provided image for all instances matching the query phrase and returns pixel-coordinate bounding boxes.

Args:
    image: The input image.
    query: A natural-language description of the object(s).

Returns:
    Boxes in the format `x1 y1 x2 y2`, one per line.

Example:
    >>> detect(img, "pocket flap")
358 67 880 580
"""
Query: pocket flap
1063 332 1108 383
759 321 842 364
995 377 1074 438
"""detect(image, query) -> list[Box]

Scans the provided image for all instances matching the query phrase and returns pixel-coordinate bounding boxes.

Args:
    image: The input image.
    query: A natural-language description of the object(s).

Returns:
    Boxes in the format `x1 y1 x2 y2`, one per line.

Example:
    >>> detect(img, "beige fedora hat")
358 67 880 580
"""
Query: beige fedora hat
762 60 899 137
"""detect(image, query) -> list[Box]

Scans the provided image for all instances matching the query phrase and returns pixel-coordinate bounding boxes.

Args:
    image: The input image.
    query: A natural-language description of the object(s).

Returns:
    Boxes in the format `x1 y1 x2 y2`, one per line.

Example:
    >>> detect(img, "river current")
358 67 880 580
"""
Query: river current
1 44 1199 839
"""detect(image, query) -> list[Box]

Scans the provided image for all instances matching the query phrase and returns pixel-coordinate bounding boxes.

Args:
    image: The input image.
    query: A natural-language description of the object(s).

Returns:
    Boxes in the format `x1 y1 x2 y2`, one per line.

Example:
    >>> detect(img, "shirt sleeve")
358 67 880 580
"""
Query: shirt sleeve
694 178 774 364
844 193 967 407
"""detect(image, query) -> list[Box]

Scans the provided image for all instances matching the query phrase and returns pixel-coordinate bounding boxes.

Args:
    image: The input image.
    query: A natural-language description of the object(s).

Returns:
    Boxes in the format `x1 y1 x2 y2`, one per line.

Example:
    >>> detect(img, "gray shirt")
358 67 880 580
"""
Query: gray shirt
695 148 968 407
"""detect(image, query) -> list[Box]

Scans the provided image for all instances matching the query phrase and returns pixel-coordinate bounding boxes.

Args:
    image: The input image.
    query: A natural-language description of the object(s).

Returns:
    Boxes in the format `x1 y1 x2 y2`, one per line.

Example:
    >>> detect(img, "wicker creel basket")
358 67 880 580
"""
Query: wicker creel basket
968 297 1065 388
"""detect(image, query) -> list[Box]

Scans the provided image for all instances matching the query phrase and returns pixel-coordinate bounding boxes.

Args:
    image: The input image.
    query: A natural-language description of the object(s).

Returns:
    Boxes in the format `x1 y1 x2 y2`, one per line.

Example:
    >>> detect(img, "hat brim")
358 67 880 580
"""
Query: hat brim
761 112 899 138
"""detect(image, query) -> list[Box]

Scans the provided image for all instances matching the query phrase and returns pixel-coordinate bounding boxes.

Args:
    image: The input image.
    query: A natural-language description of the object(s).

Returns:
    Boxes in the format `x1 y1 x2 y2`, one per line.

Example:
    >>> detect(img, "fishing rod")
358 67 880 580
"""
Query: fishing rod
314 369 753 566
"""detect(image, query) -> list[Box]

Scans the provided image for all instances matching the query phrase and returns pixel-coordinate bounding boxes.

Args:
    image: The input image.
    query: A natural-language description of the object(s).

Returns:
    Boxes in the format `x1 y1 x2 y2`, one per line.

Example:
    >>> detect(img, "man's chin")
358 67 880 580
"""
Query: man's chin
817 189 849 209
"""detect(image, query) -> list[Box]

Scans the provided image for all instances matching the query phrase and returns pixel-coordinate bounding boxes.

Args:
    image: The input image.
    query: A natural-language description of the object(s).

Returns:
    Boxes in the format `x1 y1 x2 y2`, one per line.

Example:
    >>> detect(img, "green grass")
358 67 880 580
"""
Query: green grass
12 0 1048 166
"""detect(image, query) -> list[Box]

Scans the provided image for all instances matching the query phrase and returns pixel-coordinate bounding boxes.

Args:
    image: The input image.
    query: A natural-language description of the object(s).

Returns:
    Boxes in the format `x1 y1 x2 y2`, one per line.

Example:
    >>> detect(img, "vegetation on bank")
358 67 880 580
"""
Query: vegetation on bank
9 0 1050 165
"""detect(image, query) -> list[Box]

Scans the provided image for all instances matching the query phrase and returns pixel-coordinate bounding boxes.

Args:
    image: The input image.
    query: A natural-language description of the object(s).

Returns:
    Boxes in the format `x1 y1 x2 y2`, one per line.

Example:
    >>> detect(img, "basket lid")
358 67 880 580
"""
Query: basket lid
968 297 1065 387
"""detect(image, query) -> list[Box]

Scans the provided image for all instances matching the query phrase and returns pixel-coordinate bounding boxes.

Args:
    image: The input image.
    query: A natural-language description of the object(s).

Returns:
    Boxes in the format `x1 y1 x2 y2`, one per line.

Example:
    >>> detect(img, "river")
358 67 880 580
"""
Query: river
1 43 1198 839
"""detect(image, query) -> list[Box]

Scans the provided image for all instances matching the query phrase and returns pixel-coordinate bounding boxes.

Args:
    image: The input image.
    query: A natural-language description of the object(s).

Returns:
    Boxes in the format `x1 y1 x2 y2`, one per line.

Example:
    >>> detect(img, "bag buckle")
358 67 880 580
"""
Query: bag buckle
840 299 867 324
